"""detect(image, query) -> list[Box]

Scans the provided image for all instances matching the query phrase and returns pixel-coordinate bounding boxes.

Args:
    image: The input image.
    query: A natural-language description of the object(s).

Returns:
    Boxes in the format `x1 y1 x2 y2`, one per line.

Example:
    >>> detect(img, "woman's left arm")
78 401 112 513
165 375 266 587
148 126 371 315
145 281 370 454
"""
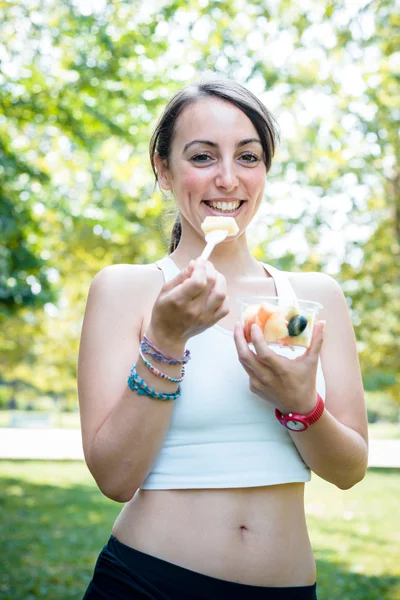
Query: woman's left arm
234 273 368 490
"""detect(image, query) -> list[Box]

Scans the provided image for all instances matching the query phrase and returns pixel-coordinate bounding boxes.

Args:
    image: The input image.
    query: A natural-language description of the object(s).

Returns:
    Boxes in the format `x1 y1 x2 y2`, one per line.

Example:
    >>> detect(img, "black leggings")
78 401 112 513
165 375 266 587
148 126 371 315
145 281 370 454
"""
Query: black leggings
83 536 318 599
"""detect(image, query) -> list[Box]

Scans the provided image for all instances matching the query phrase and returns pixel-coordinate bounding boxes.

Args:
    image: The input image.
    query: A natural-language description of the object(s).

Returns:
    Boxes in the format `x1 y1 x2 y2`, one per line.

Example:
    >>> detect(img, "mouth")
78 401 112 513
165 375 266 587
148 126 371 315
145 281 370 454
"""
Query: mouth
202 199 245 216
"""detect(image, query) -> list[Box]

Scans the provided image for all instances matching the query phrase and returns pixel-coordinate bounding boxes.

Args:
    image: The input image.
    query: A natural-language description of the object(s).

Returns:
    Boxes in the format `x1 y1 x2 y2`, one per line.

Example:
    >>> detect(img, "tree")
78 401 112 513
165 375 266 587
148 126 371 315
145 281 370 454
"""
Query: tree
1 0 398 405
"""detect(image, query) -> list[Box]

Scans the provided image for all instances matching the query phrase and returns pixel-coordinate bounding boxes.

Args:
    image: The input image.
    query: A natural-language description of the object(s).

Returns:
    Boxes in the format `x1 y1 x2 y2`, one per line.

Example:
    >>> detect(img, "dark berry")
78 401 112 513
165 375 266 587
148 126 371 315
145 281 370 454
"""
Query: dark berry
288 315 308 336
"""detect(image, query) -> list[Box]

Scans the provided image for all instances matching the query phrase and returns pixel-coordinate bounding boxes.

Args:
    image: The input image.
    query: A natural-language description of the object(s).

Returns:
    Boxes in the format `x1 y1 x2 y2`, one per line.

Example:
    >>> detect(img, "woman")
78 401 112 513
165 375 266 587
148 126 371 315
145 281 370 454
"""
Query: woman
79 80 368 599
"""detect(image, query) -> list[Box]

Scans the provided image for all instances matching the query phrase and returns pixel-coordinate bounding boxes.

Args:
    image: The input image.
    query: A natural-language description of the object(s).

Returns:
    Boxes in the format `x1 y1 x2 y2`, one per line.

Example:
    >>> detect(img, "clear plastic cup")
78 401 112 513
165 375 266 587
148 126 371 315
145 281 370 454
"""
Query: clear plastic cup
237 296 323 349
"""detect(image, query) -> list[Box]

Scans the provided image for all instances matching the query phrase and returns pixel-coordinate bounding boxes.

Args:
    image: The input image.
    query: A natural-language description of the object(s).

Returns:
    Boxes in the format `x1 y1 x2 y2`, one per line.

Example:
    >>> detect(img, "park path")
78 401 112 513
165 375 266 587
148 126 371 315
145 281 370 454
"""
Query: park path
0 428 399 467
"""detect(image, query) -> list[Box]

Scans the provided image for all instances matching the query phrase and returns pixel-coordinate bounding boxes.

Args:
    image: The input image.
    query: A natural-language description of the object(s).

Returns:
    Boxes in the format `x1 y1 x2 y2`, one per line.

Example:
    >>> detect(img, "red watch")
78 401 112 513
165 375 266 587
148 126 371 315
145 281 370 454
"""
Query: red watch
275 394 325 432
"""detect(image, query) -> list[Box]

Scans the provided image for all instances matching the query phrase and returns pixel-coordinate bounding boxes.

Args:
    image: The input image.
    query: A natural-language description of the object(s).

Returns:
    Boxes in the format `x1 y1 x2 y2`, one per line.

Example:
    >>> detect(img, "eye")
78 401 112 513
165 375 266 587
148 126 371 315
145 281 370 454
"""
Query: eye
239 152 260 164
191 153 213 164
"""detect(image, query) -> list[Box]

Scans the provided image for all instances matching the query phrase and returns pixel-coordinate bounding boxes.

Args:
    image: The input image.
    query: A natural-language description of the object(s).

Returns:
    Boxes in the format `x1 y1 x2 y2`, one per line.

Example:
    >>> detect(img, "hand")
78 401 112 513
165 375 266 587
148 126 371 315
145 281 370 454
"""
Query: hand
149 258 229 346
234 320 326 414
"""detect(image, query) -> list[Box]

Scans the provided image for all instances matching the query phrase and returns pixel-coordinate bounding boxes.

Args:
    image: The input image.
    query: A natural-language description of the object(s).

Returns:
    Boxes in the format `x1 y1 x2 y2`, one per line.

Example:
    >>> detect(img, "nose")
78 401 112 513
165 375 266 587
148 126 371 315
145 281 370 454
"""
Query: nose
215 160 239 191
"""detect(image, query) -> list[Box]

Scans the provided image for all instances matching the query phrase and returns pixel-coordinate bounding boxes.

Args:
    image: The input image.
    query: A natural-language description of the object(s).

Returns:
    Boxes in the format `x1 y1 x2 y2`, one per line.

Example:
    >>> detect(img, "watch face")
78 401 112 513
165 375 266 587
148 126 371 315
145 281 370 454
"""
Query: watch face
286 419 307 431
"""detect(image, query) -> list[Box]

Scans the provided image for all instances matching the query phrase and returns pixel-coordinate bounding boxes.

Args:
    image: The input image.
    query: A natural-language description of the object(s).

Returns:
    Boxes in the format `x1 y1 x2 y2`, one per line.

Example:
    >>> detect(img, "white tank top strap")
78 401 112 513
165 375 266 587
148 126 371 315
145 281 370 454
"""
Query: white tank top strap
264 262 326 400
262 262 298 304
156 256 180 283
157 258 297 303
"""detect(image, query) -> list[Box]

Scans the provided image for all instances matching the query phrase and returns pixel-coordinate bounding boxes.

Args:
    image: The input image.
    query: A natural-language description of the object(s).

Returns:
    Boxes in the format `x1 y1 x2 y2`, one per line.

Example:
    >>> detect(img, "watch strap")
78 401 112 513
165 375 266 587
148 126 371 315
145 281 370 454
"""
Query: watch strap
305 393 325 424
275 393 325 429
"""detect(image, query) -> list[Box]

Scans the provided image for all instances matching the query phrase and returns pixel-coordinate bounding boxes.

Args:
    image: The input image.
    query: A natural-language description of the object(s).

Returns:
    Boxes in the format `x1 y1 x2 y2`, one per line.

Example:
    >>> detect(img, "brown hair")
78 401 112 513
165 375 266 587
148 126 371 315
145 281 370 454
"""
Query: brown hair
149 80 279 253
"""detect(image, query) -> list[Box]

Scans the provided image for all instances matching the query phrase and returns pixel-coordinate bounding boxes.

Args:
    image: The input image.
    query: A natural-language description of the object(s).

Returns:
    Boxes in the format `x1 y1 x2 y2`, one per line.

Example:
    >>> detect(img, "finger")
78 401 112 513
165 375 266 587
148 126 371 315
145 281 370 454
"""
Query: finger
162 260 195 293
250 322 266 352
234 322 267 381
303 320 326 360
187 260 196 276
206 272 227 313
250 323 281 367
234 322 257 366
240 323 286 385
242 360 259 382
212 296 230 322
180 259 208 299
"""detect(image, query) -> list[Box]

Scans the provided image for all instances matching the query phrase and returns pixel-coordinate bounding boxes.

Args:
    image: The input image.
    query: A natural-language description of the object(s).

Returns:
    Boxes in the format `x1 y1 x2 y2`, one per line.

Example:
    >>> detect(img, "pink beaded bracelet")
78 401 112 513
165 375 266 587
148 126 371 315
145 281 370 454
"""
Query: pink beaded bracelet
139 348 185 383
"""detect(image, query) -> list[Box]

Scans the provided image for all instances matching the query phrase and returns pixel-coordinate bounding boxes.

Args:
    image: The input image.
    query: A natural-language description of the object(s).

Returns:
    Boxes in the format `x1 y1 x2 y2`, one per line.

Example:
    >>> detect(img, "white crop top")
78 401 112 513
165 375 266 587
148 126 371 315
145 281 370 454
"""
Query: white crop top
141 257 326 490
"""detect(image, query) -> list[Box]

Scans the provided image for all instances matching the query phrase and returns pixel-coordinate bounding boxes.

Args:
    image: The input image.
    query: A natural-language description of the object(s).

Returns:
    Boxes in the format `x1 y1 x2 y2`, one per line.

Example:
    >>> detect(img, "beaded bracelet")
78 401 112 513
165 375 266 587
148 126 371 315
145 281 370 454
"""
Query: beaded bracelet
127 364 181 401
139 348 185 383
141 334 191 365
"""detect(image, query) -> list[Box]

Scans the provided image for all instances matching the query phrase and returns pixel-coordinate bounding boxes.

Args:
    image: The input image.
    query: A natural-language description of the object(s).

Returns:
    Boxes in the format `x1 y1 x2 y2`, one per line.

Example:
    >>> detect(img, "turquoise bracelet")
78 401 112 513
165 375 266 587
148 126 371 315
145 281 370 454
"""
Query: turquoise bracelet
127 365 181 401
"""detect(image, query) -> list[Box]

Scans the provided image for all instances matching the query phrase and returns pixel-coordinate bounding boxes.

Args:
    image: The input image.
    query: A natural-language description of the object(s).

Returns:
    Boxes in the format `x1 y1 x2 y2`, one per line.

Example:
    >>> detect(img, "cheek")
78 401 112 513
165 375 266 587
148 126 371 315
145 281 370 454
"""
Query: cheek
177 169 209 192
244 170 265 193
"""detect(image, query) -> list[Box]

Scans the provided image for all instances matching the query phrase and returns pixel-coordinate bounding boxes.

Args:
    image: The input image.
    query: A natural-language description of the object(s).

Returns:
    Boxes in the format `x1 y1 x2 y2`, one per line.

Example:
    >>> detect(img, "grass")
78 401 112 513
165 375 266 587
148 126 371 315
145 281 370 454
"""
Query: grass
0 462 399 599
0 461 119 600
305 469 400 599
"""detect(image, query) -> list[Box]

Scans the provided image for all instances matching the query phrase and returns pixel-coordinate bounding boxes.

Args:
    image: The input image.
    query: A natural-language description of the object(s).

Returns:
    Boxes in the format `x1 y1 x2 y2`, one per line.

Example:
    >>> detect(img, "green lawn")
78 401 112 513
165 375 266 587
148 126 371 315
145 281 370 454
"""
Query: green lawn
0 461 399 600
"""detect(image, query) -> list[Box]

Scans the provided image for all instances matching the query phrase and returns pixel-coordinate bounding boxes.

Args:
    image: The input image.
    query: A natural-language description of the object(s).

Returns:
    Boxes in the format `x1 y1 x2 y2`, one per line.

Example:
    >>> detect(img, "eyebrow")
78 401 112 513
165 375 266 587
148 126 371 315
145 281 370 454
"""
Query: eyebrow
183 138 262 152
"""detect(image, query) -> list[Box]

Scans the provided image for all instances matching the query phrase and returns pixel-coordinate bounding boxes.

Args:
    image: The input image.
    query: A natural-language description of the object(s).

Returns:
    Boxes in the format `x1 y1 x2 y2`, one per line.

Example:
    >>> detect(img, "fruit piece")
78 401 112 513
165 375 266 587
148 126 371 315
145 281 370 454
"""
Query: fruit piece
243 302 275 342
201 216 239 236
285 306 299 320
277 336 292 347
257 302 276 330
243 301 316 347
288 314 308 337
278 334 310 348
263 310 288 342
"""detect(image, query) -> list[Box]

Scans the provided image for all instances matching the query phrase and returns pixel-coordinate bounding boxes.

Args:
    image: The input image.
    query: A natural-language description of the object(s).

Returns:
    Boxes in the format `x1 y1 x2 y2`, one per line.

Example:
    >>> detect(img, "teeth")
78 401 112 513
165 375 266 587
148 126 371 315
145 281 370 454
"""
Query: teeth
207 201 240 212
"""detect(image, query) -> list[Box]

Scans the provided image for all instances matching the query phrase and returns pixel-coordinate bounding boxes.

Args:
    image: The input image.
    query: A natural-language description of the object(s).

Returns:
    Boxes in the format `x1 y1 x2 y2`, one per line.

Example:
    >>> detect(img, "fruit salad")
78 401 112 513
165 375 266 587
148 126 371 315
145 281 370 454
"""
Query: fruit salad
239 297 322 349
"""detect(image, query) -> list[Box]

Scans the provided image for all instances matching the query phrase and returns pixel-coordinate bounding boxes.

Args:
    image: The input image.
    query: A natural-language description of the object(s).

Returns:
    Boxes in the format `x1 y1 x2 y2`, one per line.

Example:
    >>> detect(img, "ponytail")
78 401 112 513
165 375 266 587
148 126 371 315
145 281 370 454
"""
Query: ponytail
169 215 182 254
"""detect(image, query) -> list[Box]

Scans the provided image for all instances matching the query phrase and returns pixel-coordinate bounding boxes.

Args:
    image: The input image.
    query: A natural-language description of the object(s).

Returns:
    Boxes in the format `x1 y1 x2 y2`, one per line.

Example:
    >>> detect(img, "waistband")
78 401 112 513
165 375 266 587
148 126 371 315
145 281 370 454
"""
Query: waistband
107 535 318 599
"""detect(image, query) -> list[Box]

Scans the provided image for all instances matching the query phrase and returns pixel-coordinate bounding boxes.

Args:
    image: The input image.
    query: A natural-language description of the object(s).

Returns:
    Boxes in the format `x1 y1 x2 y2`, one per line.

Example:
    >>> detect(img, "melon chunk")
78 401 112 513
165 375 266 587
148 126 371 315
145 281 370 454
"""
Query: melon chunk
263 311 288 342
243 302 276 342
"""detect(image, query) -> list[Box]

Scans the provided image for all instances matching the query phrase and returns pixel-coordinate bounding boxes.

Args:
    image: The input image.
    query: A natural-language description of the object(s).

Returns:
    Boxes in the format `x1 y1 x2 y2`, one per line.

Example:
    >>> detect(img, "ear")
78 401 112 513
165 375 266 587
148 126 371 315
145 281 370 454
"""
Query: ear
154 153 173 191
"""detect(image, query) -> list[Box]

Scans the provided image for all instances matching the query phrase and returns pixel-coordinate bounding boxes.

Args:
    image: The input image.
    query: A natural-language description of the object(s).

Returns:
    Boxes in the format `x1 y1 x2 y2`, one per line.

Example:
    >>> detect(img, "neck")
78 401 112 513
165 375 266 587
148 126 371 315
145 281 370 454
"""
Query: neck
170 229 263 280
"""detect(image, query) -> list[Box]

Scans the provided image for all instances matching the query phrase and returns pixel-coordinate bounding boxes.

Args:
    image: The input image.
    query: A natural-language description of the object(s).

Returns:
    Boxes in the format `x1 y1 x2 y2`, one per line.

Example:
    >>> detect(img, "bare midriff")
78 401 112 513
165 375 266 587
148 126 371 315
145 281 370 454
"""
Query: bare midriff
112 482 316 587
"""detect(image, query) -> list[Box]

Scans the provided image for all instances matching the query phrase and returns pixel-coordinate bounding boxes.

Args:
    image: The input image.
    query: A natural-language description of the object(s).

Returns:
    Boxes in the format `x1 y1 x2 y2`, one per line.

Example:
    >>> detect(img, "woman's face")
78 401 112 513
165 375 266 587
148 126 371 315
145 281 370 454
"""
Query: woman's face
156 97 267 238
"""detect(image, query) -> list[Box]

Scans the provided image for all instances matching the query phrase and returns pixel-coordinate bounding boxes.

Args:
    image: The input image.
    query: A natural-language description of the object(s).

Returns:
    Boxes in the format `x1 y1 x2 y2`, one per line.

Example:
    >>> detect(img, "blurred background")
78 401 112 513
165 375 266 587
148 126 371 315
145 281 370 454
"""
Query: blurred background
0 0 399 598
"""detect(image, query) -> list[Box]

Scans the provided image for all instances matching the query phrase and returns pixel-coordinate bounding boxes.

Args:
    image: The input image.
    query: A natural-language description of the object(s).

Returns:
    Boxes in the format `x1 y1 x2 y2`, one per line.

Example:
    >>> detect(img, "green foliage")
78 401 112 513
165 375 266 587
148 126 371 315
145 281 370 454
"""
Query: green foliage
0 0 398 405
0 461 399 599
366 391 400 424
0 139 55 313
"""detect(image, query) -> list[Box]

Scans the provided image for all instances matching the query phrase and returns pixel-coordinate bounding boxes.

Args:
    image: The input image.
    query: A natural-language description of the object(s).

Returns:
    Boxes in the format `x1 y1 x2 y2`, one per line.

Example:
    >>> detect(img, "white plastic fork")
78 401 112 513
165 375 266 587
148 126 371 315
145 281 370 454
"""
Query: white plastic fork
199 229 229 261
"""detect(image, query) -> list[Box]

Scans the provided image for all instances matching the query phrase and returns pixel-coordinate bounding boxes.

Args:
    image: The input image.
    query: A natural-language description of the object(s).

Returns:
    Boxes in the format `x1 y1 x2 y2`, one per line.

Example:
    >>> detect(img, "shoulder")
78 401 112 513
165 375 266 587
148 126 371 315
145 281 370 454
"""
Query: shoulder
288 271 343 302
286 270 348 320
89 262 164 297
85 262 165 324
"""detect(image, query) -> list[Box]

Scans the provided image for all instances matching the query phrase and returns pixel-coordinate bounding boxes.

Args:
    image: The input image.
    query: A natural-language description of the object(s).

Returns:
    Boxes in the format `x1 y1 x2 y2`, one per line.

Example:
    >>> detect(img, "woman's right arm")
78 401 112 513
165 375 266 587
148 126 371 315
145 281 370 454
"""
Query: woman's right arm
78 259 228 502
